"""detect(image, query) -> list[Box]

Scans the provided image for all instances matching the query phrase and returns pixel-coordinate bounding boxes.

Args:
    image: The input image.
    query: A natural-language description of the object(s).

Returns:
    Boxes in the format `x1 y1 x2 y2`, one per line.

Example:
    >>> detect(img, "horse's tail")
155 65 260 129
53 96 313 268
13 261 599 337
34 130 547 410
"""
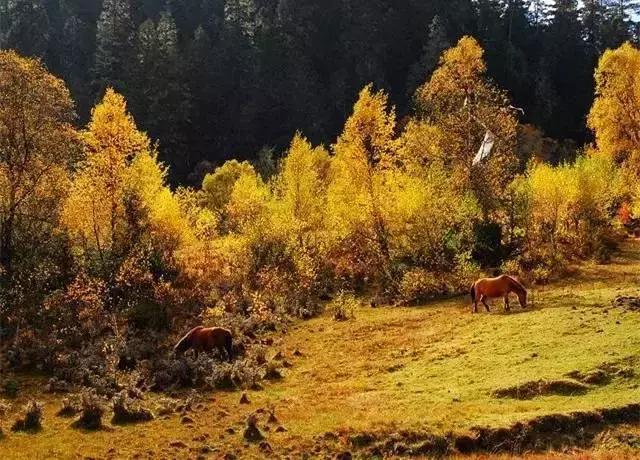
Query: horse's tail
469 283 476 303
174 326 203 355
224 330 233 362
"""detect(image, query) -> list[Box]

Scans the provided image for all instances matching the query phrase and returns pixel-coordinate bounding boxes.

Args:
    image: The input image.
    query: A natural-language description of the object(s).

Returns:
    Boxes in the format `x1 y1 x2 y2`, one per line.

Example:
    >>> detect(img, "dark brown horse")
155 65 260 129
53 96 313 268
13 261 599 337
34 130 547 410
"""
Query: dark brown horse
174 326 233 361
470 275 527 313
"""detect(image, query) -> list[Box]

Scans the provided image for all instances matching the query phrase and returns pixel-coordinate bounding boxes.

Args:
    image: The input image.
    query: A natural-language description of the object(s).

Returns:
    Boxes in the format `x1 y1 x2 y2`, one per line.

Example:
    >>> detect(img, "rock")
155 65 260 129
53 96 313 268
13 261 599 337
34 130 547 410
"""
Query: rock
223 454 237 460
225 427 236 435
336 452 352 460
292 349 303 357
259 441 273 453
239 393 250 405
244 424 264 442
181 416 194 425
275 425 287 433
244 414 264 442
169 440 188 449
272 351 284 361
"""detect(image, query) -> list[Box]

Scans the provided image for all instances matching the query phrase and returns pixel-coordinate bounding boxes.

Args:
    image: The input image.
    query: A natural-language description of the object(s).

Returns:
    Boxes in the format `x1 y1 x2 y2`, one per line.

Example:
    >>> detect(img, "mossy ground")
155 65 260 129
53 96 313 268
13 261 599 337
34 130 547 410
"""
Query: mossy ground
3 241 640 459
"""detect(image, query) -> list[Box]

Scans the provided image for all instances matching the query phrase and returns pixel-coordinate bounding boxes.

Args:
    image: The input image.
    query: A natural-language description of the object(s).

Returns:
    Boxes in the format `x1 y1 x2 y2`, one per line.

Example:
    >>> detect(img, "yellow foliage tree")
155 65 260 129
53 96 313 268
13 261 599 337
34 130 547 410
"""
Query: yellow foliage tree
588 42 640 172
512 154 621 267
63 89 188 272
202 160 256 212
0 51 79 278
328 84 397 282
275 133 330 243
415 36 519 215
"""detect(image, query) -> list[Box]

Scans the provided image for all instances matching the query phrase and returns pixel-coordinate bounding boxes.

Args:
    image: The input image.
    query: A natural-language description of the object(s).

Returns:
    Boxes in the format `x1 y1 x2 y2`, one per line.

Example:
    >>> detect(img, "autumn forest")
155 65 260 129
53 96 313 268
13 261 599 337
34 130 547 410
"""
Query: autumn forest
2 1 640 457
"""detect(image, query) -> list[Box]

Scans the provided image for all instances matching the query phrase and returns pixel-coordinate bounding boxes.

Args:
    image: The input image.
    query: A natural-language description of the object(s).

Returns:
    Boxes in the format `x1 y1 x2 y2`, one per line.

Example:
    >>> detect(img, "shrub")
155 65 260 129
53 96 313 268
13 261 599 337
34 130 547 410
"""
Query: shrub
205 360 262 390
263 361 283 381
2 378 19 398
57 396 81 417
328 291 358 321
76 389 105 430
111 391 154 424
12 400 43 432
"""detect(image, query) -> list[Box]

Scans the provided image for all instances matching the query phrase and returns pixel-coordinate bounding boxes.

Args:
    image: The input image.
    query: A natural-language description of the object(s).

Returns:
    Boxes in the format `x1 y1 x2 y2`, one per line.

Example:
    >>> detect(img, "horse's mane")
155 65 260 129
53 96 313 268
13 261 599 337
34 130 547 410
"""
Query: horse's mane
174 326 204 353
505 275 527 294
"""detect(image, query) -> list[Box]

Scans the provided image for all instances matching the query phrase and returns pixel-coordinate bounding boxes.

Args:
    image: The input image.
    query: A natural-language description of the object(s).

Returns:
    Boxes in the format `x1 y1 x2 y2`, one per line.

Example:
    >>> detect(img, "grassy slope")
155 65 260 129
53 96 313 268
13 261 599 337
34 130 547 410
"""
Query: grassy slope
3 241 640 459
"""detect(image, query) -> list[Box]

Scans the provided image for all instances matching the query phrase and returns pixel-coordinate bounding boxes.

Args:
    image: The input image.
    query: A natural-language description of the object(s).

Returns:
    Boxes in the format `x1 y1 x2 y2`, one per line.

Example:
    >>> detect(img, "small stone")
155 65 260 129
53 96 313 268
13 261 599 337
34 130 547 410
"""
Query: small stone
181 416 194 425
275 425 287 433
239 393 250 404
169 440 188 449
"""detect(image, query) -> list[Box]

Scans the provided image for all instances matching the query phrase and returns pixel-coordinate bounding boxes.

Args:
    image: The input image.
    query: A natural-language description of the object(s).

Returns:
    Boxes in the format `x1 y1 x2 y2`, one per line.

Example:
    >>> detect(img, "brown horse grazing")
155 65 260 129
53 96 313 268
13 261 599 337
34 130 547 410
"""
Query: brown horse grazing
470 275 527 313
174 326 233 361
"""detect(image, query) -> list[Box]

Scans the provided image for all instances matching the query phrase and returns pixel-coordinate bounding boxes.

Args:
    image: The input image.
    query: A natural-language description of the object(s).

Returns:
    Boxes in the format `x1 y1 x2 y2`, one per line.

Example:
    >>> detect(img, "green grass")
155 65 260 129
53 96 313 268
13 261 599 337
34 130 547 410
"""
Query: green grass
3 241 640 458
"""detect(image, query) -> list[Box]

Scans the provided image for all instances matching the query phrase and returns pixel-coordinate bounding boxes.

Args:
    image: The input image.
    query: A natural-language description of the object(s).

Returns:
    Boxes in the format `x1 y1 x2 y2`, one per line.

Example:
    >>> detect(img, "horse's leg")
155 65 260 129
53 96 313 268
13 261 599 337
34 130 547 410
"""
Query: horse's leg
480 295 491 312
503 294 510 312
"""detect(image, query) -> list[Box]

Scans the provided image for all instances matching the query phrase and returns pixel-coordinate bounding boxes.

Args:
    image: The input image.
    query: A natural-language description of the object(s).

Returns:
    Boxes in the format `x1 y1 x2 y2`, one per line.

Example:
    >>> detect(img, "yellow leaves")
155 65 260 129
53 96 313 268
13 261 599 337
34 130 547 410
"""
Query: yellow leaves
414 36 518 215
588 42 640 170
334 84 397 170
396 119 445 173
226 166 271 233
417 35 486 106
84 88 150 160
128 150 193 250
276 133 329 234
63 88 191 263
202 159 256 211
516 154 622 250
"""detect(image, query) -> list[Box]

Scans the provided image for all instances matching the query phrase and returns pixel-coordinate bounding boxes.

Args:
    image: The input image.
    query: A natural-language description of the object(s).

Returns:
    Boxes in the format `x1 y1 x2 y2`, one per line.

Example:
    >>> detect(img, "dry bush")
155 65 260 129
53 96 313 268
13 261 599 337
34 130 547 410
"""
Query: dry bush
57 396 81 417
75 389 105 430
111 391 154 424
329 291 358 321
11 400 43 432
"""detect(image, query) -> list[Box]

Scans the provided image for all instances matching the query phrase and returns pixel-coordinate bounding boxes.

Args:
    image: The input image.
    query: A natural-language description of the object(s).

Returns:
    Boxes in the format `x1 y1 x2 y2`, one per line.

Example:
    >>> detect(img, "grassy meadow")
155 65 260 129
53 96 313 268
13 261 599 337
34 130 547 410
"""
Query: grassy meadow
2 241 640 459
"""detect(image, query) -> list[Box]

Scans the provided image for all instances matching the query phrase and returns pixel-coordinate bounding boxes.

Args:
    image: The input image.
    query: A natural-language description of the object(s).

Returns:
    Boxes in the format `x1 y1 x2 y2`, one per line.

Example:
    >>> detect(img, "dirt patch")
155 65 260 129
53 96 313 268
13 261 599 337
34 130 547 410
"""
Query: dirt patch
566 359 636 385
612 295 640 311
492 378 589 399
355 402 640 457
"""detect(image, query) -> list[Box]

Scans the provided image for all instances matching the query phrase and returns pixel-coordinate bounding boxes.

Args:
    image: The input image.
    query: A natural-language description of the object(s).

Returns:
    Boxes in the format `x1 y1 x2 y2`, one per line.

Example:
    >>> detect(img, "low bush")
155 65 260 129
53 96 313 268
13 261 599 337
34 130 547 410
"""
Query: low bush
111 390 154 424
12 400 43 432
57 396 81 417
75 389 105 430
2 378 19 398
328 291 358 321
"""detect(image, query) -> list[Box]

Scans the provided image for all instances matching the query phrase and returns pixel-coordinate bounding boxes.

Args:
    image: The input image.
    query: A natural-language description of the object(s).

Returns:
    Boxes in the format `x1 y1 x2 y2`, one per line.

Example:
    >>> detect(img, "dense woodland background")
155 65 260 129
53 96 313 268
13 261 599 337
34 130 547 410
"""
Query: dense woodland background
1 0 639 183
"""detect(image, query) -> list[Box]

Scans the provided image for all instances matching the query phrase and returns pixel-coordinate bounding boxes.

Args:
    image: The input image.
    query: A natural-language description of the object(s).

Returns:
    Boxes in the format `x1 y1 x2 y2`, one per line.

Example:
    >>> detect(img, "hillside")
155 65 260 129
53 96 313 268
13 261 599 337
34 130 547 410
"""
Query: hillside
3 240 640 459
